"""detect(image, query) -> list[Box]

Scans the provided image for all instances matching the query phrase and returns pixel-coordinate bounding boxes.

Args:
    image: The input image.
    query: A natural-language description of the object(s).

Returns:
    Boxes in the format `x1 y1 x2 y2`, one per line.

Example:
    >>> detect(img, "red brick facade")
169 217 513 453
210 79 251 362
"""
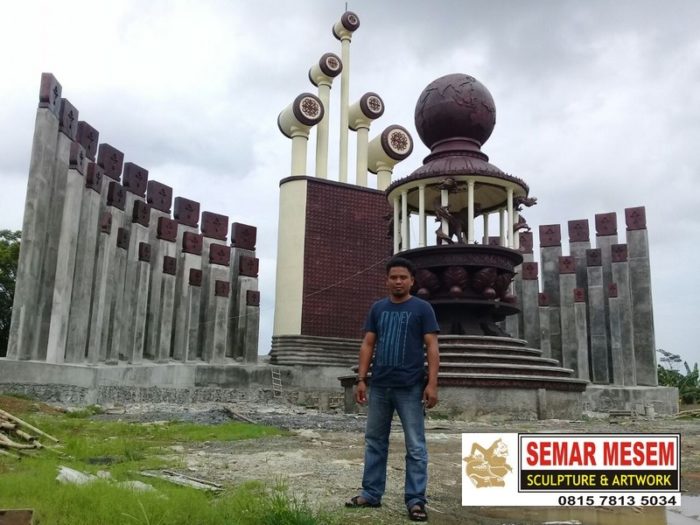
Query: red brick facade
301 178 392 338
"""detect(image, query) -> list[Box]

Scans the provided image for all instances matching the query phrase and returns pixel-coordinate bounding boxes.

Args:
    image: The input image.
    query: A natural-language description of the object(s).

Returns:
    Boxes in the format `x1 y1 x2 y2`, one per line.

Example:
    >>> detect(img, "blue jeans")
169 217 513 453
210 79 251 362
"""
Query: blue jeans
360 383 427 509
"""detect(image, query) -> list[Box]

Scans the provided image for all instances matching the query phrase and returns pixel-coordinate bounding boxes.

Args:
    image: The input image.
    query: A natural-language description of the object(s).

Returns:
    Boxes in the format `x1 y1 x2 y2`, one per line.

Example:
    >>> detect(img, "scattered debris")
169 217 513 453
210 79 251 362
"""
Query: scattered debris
56 466 97 485
57 466 157 493
0 509 34 525
139 470 223 491
223 406 257 425
0 407 60 458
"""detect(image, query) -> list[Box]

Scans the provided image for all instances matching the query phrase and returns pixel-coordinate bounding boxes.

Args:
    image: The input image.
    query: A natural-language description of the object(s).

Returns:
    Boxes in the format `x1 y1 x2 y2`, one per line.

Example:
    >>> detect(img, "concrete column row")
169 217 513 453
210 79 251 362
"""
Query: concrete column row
7 74 261 366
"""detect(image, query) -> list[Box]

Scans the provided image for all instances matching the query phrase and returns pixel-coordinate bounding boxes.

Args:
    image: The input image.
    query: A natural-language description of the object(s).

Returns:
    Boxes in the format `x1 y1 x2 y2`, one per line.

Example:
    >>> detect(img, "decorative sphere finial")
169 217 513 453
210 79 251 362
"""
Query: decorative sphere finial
414 73 496 151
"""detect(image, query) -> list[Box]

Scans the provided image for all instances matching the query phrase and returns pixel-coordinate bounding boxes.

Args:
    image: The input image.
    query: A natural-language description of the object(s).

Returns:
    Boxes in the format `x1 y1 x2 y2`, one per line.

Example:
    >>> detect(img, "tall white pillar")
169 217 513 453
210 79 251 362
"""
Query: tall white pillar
309 53 342 179
333 12 361 183
393 196 400 254
418 185 426 247
499 209 506 246
513 209 520 250
507 187 514 248
441 189 449 237
401 190 409 251
278 93 324 177
467 179 475 244
349 92 384 187
483 212 490 244
377 167 392 191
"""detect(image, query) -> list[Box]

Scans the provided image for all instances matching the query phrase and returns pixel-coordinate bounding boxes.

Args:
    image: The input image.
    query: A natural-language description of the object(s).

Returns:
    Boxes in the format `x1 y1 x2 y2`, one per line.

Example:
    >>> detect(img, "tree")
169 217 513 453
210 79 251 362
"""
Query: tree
0 230 21 356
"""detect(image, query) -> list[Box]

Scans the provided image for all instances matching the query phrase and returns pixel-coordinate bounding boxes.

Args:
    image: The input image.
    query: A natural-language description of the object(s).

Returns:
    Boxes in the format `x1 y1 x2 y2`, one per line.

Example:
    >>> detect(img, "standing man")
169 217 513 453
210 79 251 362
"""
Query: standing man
346 257 440 522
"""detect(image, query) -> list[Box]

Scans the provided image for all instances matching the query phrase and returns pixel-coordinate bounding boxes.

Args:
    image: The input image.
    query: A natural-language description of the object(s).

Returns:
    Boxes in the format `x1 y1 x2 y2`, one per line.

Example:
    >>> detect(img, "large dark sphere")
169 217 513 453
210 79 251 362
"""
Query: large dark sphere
414 73 496 149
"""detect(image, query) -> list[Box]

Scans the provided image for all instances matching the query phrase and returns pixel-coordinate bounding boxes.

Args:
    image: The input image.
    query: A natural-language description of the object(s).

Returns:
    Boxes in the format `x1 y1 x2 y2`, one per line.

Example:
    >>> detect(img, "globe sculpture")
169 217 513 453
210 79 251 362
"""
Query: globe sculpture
387 73 532 336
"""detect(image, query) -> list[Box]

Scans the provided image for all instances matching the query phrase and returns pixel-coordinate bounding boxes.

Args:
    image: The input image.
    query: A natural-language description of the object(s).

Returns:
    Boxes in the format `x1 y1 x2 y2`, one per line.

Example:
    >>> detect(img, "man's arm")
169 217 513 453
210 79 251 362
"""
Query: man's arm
423 332 439 408
354 331 376 405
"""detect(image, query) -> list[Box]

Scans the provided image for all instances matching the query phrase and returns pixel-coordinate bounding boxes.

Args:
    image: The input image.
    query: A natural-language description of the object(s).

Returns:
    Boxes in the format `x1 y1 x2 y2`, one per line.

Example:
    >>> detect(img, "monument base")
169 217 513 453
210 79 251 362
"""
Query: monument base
0 358 275 405
583 384 678 416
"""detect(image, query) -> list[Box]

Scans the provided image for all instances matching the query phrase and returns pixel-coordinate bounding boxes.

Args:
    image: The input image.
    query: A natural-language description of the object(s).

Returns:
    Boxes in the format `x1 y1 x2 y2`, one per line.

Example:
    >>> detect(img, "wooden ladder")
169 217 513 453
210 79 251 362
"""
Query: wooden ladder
271 367 283 398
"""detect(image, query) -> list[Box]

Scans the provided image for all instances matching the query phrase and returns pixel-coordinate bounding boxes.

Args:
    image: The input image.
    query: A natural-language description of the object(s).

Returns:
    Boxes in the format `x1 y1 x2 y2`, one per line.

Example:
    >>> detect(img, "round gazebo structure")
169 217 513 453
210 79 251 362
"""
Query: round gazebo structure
343 73 588 419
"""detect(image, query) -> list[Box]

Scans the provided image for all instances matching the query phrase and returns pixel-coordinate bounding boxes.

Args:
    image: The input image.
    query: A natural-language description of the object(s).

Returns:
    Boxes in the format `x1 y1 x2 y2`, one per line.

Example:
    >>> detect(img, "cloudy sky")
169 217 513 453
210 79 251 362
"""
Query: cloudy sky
1 0 697 368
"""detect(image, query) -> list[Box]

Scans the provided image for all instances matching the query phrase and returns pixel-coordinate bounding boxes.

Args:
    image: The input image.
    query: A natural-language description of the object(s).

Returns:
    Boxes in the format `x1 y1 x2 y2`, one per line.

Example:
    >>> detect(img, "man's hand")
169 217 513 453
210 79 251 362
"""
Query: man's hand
423 383 438 409
354 381 368 405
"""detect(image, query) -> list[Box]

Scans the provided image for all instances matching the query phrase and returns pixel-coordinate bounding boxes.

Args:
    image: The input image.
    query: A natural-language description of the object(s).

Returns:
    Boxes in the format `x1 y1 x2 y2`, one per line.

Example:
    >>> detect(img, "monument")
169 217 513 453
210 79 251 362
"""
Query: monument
270 11 677 418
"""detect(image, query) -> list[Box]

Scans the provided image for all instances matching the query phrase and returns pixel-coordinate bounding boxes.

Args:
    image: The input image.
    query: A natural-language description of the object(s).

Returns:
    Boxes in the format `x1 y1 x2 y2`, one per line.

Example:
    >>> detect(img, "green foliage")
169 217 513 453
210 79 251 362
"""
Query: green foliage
0 230 20 356
657 352 700 404
0 413 336 525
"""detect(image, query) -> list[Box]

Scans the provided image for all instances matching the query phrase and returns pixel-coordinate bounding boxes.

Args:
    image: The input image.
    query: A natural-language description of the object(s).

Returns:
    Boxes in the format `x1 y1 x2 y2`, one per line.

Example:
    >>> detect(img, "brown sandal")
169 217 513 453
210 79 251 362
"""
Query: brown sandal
408 503 428 521
345 495 381 508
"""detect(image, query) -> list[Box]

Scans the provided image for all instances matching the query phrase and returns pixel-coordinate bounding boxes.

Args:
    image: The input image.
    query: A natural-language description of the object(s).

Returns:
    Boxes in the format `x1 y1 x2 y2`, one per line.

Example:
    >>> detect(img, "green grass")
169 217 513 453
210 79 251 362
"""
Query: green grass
0 412 340 524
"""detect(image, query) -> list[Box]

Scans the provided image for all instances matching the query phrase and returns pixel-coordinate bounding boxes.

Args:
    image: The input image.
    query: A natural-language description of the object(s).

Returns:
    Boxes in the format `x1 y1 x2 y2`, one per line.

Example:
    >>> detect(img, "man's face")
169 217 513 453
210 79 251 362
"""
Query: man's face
387 266 414 299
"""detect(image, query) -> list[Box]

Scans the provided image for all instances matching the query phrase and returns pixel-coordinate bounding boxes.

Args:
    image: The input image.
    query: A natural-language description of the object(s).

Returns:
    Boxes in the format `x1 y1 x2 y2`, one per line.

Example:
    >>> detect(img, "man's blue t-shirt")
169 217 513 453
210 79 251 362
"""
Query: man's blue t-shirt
364 296 439 387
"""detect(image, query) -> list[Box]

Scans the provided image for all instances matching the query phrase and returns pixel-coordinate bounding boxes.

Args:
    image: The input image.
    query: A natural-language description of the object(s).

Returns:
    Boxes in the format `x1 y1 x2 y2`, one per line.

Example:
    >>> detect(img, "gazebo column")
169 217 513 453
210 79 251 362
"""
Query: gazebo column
393 196 400 253
441 188 449 237
401 190 409 251
418 185 426 247
513 209 520 250
467 179 475 244
507 187 514 248
482 212 490 245
499 208 506 246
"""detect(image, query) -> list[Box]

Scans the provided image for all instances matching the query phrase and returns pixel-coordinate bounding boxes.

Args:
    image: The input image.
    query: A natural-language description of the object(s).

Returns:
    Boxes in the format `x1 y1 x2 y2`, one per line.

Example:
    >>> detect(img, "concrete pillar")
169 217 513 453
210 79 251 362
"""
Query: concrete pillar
515 231 535 340
202 243 231 363
573 288 590 381
539 225 562 364
229 223 257 360
186 269 203 361
625 206 658 386
157 256 177 362
608 283 624 386
521 260 540 349
8 73 62 360
86 212 113 364
65 162 103 363
538 293 551 359
243 290 261 363
199 211 229 357
235 257 260 362
46 143 88 363
171 197 201 360
144 180 173 359
611 243 636 386
211 280 230 364
173 232 202 361
105 227 129 365
595 212 619 375
34 98 79 361
129 242 152 363
118 200 151 361
586 248 609 384
152 219 178 362
559 256 578 374
568 219 591 292
88 182 126 364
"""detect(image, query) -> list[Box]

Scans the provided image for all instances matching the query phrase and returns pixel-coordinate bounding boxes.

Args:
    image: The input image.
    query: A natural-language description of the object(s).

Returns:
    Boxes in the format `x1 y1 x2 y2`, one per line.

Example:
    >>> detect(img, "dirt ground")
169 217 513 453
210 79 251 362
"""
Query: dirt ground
98 401 700 525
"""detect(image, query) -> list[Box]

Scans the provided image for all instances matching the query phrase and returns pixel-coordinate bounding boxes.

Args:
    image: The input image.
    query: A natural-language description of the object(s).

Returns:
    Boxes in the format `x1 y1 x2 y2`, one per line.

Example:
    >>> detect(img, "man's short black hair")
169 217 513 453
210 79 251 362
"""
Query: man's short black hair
386 257 416 277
